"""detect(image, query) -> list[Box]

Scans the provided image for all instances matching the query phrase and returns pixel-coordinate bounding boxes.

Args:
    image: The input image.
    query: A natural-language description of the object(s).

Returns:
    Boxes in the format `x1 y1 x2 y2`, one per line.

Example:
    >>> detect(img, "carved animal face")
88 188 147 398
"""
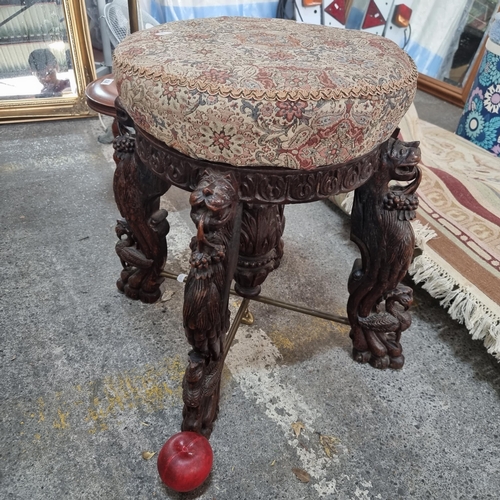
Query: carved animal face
190 172 238 230
385 286 414 310
385 138 421 181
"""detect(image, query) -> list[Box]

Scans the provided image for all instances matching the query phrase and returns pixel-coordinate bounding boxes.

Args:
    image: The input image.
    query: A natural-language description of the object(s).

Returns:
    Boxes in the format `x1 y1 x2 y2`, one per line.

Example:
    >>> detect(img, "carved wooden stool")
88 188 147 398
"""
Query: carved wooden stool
111 17 421 438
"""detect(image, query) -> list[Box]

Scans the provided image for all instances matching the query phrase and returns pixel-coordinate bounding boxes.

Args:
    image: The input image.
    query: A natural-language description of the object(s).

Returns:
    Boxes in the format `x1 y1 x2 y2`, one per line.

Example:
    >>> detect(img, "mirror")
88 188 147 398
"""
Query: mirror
447 0 499 86
0 0 96 122
413 0 500 106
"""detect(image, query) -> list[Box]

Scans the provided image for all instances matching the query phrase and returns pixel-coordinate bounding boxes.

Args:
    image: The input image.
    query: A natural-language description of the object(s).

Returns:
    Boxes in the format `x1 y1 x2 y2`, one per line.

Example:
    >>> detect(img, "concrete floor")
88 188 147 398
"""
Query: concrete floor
1 92 499 499
413 91 463 133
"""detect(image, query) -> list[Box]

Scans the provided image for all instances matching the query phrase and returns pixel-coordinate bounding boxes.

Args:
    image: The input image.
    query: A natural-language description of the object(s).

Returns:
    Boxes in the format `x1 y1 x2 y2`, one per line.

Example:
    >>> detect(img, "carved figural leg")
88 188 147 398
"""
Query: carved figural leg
347 136 421 370
182 171 242 438
112 104 171 303
234 204 286 298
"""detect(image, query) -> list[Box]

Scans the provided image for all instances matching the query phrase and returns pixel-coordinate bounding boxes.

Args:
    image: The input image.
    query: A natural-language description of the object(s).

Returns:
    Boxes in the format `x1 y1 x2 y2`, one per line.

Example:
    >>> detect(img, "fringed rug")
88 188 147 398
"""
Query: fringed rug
332 104 500 360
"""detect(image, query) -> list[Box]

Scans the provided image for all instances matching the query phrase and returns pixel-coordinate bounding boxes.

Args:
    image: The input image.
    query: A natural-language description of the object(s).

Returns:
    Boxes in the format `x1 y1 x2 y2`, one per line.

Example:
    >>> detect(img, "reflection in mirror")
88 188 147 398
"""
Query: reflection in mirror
448 0 500 86
0 0 76 100
409 0 500 88
84 0 159 78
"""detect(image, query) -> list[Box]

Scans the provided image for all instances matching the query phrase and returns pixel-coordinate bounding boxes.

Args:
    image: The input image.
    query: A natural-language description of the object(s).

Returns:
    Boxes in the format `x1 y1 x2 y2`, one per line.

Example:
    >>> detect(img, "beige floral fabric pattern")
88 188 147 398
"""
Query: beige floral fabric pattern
114 16 418 169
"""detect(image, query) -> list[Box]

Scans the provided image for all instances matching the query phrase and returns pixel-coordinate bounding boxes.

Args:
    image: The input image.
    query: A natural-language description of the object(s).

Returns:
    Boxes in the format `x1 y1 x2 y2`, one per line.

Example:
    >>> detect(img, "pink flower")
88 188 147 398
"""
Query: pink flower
197 122 249 161
276 101 308 122
491 144 500 155
123 46 145 57
198 47 213 56
202 69 230 84
163 84 177 99
268 50 294 61
259 102 275 118
212 130 232 151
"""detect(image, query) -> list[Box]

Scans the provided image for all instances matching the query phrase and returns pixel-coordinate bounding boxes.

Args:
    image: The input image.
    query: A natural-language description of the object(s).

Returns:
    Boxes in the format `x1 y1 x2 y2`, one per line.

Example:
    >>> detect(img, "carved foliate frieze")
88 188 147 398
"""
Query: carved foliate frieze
235 204 285 298
134 128 380 204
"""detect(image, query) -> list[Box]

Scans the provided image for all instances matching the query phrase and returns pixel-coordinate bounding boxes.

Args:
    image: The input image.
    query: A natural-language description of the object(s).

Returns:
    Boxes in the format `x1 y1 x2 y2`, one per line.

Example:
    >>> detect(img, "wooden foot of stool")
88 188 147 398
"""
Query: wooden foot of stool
234 204 285 298
181 170 243 437
347 136 422 370
112 111 171 303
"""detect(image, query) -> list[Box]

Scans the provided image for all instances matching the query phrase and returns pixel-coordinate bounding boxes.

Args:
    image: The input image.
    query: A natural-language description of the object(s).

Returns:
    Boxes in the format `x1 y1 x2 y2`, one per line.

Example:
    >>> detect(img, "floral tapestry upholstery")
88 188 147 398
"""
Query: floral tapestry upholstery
113 17 418 169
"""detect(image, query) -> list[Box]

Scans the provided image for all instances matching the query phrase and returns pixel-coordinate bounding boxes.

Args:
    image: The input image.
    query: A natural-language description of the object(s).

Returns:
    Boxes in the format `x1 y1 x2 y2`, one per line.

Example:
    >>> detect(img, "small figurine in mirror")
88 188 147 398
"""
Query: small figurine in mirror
28 49 71 96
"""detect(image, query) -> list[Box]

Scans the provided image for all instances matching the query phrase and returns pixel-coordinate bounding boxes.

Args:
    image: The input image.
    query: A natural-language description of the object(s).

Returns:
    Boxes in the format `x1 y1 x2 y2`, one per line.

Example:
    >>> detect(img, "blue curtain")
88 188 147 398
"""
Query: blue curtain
149 1 279 23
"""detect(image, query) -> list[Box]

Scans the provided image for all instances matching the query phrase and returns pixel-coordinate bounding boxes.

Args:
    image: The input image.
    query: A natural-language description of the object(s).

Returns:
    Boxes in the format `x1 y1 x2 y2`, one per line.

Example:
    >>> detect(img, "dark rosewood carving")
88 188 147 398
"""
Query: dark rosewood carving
112 105 171 303
134 128 379 204
181 171 242 438
347 137 421 369
234 204 286 298
112 95 423 445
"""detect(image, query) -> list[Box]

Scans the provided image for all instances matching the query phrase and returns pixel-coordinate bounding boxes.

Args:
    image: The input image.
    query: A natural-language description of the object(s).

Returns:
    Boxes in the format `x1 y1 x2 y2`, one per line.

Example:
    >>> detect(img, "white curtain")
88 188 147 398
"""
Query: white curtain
146 0 279 23
406 0 475 80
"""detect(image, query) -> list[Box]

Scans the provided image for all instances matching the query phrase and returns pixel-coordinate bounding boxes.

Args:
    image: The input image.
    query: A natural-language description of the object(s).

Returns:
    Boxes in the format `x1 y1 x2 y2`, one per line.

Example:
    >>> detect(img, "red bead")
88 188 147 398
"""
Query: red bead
157 432 213 492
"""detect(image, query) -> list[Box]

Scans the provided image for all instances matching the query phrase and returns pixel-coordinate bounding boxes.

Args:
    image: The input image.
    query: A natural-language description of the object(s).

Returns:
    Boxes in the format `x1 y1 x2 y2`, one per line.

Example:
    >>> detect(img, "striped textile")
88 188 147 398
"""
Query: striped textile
331 104 500 360
405 109 500 358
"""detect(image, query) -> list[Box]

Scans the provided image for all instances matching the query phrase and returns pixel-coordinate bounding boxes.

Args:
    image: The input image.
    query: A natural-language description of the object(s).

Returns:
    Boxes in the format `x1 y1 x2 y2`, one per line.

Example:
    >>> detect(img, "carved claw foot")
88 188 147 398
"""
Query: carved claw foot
369 354 392 370
353 350 403 370
181 351 222 438
352 349 372 365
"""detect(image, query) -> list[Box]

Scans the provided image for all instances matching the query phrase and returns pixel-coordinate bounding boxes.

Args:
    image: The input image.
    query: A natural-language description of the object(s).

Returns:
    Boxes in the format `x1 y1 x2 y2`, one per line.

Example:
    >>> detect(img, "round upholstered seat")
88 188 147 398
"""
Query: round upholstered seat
113 17 417 170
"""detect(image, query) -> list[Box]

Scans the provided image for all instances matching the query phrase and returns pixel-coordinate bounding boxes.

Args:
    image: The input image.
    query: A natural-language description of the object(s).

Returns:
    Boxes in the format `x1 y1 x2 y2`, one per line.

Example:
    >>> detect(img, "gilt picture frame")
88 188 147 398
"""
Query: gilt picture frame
0 0 96 123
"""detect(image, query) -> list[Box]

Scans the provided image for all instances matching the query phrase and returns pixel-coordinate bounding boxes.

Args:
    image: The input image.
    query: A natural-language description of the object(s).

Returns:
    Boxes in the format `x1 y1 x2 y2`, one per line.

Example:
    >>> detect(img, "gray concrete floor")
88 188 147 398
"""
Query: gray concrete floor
1 92 499 500
413 91 463 133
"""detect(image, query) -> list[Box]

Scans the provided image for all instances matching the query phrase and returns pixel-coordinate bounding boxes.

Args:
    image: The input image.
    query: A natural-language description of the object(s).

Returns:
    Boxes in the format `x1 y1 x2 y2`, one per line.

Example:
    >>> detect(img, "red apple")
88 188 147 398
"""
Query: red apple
157 431 213 492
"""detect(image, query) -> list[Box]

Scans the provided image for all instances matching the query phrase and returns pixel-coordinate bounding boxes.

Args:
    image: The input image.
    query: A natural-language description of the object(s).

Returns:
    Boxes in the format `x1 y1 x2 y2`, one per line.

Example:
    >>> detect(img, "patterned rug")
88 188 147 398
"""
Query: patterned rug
332 104 500 360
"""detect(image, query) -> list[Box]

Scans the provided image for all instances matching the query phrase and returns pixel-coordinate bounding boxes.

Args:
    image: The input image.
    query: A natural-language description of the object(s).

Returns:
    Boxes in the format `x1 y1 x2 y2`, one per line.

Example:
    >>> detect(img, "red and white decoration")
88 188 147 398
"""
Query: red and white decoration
361 0 392 36
323 0 347 28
